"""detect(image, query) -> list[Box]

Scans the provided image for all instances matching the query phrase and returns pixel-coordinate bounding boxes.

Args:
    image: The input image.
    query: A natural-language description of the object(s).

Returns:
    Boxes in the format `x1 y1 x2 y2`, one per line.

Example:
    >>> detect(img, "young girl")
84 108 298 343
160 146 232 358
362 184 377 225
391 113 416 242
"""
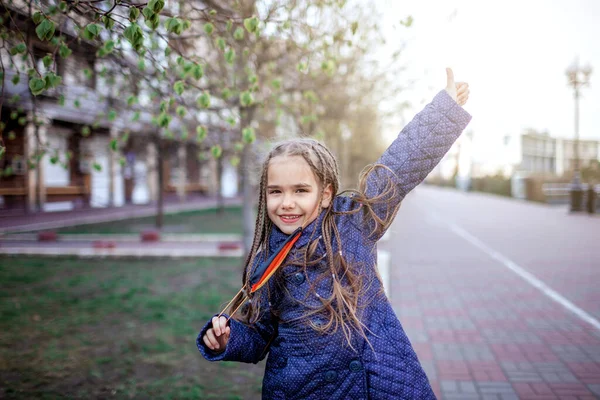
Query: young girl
198 69 471 399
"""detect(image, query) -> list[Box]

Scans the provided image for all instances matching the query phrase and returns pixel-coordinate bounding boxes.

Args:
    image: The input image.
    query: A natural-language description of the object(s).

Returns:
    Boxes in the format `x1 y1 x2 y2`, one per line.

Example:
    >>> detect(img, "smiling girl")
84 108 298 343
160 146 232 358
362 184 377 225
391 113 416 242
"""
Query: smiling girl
197 69 471 399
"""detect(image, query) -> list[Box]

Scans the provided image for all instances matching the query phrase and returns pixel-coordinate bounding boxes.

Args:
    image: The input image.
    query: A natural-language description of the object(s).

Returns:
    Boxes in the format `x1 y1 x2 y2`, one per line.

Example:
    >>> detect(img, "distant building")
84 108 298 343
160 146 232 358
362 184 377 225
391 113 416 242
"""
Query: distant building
0 3 231 213
504 129 600 177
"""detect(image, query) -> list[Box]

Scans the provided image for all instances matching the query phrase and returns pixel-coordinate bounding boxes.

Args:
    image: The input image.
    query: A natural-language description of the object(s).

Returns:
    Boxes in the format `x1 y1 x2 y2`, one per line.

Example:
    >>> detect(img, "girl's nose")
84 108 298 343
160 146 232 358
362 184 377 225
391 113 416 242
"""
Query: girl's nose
282 194 294 209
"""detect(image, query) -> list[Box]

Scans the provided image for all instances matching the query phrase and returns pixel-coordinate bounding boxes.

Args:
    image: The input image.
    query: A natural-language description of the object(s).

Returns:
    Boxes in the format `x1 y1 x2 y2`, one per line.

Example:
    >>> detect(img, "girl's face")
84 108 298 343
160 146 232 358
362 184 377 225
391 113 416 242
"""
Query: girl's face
266 155 332 235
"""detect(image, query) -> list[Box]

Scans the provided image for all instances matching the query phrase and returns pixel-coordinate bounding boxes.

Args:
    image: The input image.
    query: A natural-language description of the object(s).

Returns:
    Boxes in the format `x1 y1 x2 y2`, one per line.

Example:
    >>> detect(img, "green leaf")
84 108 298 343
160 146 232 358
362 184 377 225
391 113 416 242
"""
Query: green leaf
59 1 67 12
225 48 235 65
196 126 207 142
216 37 226 51
243 16 259 33
222 88 232 99
226 117 236 127
44 72 62 89
105 40 115 52
173 80 185 96
36 19 55 41
33 12 44 25
0 146 5 160
197 91 211 109
124 23 144 51
176 105 186 117
211 145 222 159
132 111 141 122
102 16 115 29
74 99 81 108
192 64 204 80
11 74 20 85
142 7 154 19
209 9 217 16
303 90 318 103
110 138 118 151
242 127 255 144
157 112 171 128
10 43 27 55
129 7 140 22
145 13 160 30
93 162 102 172
58 94 65 106
233 27 244 40
108 109 117 121
127 95 138 106
83 23 101 40
81 126 91 136
230 156 240 167
59 43 72 58
226 20 233 32
204 23 214 35
271 78 282 90
29 77 46 96
239 91 254 107
150 0 165 14
138 59 146 71
400 16 413 27
234 142 244 152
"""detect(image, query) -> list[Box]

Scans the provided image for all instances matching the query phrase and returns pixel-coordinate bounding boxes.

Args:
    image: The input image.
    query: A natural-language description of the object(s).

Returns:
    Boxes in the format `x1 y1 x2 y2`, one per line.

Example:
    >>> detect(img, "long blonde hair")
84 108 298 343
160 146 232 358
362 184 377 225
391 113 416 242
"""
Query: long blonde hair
228 138 401 348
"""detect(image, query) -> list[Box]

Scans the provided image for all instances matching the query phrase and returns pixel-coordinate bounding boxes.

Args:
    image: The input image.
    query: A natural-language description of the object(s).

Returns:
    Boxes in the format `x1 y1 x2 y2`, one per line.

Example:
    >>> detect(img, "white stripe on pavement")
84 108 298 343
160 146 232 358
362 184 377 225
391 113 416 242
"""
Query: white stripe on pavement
447 221 600 332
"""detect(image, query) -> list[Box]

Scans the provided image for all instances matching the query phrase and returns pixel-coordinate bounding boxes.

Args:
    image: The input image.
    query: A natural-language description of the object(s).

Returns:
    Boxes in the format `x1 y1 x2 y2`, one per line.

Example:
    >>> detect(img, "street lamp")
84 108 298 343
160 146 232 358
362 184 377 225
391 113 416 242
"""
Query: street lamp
565 58 593 212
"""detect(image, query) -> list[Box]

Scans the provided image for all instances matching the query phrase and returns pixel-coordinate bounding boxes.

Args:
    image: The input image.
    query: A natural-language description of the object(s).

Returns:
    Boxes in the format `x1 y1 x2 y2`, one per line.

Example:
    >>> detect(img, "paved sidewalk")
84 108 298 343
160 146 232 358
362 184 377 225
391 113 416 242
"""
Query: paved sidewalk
0 195 242 234
382 186 600 400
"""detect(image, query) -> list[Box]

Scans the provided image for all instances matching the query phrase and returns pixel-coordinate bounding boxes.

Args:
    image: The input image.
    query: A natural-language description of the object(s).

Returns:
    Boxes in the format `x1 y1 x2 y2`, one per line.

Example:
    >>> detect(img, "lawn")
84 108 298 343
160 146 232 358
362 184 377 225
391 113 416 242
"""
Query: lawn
54 207 244 235
0 256 264 399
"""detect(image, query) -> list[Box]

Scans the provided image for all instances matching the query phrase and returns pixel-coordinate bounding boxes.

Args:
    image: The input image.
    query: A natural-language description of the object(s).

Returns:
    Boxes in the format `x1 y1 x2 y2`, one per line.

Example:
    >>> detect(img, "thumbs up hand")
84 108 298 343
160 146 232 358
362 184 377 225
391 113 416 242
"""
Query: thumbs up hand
444 68 469 106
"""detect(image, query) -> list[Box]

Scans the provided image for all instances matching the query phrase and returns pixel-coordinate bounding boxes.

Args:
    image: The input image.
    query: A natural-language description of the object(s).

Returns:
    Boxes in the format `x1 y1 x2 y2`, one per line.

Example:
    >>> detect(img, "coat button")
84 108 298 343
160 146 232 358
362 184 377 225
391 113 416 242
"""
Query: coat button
294 272 305 284
324 370 337 382
349 359 362 372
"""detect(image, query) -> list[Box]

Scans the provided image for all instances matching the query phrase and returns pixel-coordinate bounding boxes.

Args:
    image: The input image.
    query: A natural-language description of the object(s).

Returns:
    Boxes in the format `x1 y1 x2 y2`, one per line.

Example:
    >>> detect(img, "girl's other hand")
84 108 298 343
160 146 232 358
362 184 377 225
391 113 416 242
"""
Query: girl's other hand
444 68 470 107
202 316 231 353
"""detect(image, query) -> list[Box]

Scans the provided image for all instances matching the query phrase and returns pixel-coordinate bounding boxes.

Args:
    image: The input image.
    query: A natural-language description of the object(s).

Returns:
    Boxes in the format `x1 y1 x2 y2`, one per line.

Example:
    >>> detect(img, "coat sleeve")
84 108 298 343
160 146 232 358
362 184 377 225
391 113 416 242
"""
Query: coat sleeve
362 89 471 241
196 308 277 364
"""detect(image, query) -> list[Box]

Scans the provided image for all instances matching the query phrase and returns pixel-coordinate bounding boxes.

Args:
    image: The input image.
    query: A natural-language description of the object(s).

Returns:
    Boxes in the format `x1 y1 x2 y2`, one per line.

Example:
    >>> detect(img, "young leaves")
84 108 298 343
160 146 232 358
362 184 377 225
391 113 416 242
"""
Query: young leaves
35 19 55 41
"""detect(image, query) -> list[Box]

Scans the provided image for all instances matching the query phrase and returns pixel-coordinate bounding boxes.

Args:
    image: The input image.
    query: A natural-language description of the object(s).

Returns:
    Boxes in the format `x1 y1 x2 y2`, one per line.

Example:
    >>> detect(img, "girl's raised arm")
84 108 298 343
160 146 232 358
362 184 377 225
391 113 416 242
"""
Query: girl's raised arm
361 69 472 242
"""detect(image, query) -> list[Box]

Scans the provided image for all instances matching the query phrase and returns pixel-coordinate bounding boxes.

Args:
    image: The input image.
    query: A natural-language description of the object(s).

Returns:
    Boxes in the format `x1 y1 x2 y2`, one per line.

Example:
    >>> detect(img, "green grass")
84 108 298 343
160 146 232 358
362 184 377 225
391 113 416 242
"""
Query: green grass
0 256 264 399
52 206 244 235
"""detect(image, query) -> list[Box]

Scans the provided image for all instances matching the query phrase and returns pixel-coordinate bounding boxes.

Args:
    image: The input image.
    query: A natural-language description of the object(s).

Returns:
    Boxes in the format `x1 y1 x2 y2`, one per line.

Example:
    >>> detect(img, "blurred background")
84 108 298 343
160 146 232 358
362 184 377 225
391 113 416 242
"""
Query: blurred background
1 0 598 399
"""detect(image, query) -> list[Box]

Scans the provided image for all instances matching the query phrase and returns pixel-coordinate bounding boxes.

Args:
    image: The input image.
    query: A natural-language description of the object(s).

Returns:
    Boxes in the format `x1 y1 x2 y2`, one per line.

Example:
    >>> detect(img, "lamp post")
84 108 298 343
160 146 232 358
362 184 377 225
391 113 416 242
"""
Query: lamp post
565 58 593 212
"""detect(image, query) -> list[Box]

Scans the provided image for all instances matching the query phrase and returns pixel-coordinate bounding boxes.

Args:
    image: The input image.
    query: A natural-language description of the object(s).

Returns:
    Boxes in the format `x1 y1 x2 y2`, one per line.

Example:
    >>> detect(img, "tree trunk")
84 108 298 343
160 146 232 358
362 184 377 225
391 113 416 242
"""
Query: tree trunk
240 144 254 256
156 136 164 229
216 154 224 215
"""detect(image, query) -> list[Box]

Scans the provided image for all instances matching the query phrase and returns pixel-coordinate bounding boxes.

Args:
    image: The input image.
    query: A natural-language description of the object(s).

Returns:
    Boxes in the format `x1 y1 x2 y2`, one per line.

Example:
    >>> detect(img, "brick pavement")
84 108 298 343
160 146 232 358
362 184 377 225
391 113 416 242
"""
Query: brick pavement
381 186 600 400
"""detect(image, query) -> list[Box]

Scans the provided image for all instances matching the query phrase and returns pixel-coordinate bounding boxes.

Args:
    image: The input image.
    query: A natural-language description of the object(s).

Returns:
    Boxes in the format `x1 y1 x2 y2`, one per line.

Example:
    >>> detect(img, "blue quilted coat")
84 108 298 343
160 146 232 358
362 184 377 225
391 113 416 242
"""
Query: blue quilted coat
197 90 471 399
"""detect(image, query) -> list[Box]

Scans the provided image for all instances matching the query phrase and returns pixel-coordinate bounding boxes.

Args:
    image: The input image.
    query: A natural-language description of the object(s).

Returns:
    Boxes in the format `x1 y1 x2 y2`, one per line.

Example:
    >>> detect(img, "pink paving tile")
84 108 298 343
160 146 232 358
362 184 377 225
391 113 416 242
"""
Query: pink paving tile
513 382 556 397
430 380 441 399
549 382 594 396
566 362 600 384
412 343 433 361
490 343 559 362
436 360 472 381
469 361 507 382
398 317 424 330
422 308 469 317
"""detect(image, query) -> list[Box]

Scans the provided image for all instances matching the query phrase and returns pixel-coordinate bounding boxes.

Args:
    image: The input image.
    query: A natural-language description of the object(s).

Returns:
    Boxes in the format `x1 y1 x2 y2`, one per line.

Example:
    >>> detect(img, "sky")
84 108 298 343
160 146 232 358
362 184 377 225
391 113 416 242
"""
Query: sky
376 0 600 166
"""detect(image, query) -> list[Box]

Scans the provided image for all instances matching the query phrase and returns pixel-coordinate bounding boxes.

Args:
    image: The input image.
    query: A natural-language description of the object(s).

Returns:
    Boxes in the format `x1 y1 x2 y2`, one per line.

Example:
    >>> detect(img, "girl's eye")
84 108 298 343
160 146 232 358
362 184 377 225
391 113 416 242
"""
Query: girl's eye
296 189 307 193
268 190 281 195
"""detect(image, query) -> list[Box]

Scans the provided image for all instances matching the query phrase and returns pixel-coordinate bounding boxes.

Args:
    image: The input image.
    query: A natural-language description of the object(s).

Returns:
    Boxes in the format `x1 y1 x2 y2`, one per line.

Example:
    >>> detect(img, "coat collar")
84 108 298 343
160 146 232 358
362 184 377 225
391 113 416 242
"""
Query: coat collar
268 208 326 253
